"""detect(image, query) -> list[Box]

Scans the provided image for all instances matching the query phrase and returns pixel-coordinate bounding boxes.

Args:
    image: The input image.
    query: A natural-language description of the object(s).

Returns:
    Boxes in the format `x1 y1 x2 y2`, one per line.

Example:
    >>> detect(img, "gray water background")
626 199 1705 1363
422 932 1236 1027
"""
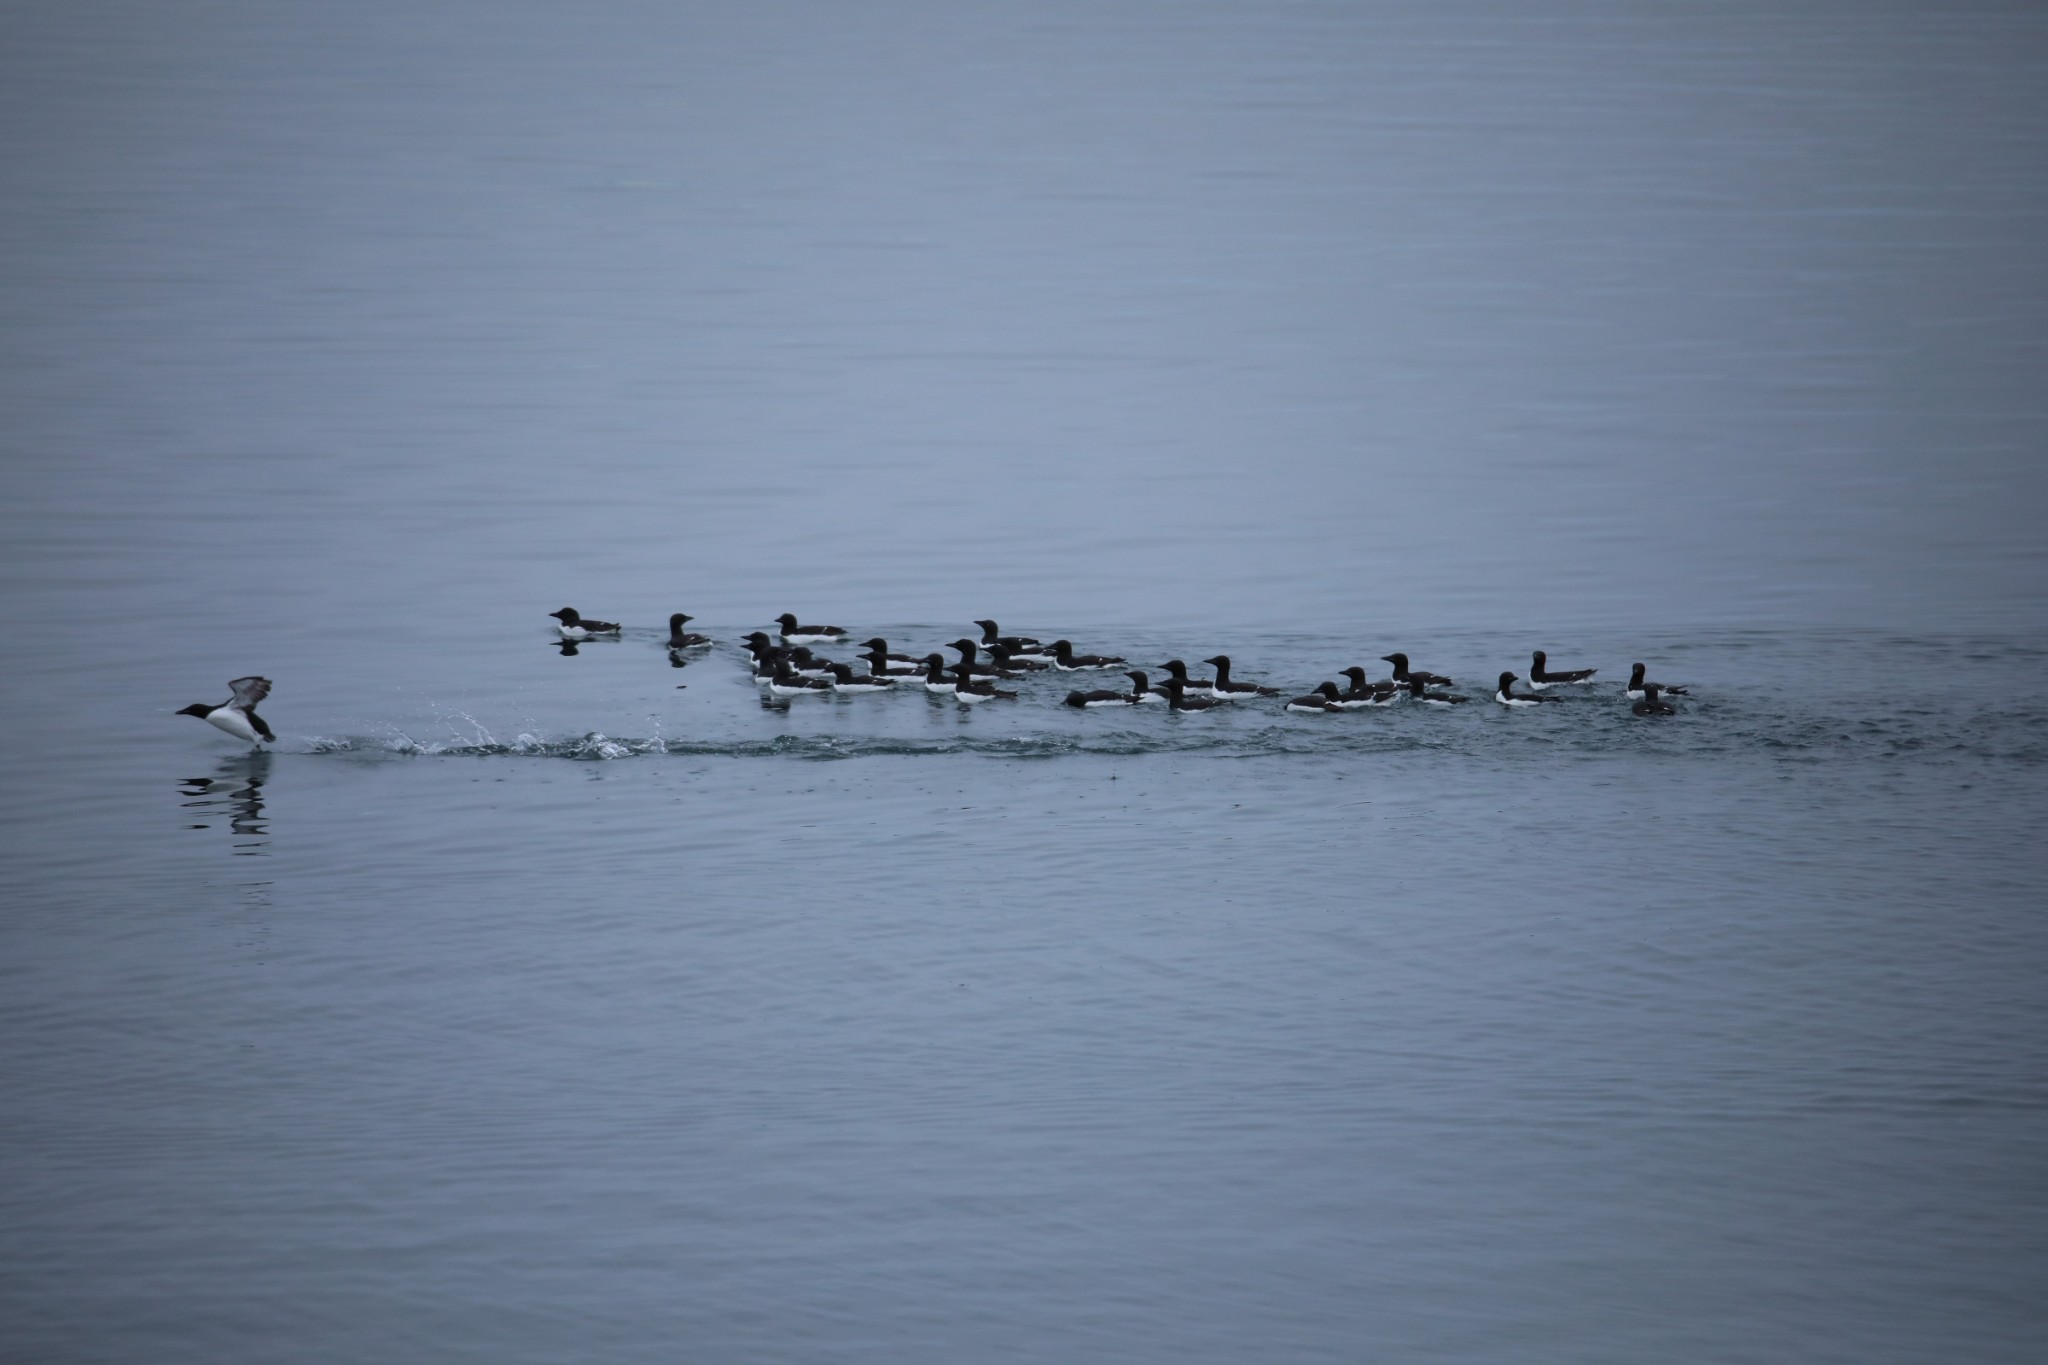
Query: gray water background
3 2 2046 1361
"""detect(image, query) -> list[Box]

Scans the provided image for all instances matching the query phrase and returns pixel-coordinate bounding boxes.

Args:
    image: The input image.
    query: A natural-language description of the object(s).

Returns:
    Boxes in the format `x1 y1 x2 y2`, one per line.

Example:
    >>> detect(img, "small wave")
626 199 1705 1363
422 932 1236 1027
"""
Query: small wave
289 688 2048 767
292 710 2048 765
304 731 659 761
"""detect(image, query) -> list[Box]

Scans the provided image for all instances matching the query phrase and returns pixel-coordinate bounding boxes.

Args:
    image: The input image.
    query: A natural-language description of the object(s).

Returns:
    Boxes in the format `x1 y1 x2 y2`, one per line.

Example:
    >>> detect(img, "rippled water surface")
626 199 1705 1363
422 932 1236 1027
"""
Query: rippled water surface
4 2 2047 1362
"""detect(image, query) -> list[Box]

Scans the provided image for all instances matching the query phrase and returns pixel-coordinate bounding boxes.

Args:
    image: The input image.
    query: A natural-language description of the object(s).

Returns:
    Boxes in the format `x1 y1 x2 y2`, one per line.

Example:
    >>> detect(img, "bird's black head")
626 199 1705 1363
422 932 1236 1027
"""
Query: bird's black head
1383 653 1406 666
1126 671 1148 687
1160 659 1186 675
1499 672 1518 688
1340 666 1367 681
862 638 889 650
671 613 692 627
949 639 978 654
1629 662 1646 681
1318 682 1341 698
776 613 799 628
550 608 577 622
1642 683 1661 700
1203 655 1228 667
176 703 213 719
1531 650 1548 666
973 619 999 633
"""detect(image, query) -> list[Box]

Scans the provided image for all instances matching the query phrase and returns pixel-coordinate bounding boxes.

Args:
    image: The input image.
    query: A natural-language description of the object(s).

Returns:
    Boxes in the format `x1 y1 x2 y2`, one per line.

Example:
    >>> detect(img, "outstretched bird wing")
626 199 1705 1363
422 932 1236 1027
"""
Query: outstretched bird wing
228 676 272 707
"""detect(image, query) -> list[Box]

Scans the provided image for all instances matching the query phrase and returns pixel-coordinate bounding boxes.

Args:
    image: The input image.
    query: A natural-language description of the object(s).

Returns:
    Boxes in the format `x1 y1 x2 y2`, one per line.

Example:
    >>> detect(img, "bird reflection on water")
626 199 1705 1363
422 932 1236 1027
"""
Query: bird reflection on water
178 750 271 855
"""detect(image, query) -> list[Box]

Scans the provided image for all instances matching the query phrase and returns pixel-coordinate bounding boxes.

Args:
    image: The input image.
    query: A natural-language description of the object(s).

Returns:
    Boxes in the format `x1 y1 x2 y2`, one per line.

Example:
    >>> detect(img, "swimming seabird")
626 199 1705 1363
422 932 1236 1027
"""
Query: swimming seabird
775 613 847 644
859 638 925 669
1156 659 1216 696
1494 672 1551 706
1406 677 1469 706
1204 655 1281 699
1063 670 1153 708
985 644 1049 672
972 620 1045 654
948 640 1025 678
1162 678 1223 711
667 614 712 648
857 641 925 677
951 663 1018 703
1528 650 1597 689
824 662 896 693
919 654 959 694
1381 653 1453 687
1631 683 1677 716
1335 667 1401 707
1050 640 1127 670
1285 682 1346 713
550 607 620 639
741 632 790 679
784 647 838 679
1625 663 1690 700
767 660 833 697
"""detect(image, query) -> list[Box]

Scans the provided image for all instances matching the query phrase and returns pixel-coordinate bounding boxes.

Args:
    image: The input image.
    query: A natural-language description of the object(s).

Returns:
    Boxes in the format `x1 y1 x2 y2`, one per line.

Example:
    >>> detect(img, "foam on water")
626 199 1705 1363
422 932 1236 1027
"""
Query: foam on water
287 686 2048 765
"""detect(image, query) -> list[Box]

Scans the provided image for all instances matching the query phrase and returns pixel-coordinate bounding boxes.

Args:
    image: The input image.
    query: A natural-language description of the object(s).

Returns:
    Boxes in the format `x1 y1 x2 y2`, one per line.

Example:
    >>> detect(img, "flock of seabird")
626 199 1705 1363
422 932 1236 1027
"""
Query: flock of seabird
178 609 1687 746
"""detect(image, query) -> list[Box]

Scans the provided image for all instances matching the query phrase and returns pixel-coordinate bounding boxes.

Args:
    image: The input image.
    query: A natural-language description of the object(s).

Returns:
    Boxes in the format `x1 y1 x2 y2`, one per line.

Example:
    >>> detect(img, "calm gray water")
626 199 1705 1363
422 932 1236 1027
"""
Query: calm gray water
3 2 2046 1361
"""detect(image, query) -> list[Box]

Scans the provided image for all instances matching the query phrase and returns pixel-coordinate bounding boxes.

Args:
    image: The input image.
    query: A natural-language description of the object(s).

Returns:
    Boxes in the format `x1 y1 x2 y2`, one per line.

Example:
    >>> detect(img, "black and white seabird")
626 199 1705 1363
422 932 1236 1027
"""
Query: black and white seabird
1162 678 1223 711
1406 677 1469 706
1382 653 1453 687
1494 672 1551 707
948 640 1025 678
951 663 1018 703
667 614 712 649
986 644 1049 672
775 613 847 644
1156 659 1217 696
1625 663 1690 701
742 632 790 679
784 647 838 679
860 638 925 669
972 620 1045 654
1125 670 1165 704
1335 667 1401 707
178 676 275 745
1528 650 1597 689
919 654 960 694
767 659 833 697
857 642 925 678
1049 640 1127 671
1285 682 1346 713
824 662 895 693
1204 655 1281 699
1063 670 1152 708
1631 683 1677 716
550 607 621 639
